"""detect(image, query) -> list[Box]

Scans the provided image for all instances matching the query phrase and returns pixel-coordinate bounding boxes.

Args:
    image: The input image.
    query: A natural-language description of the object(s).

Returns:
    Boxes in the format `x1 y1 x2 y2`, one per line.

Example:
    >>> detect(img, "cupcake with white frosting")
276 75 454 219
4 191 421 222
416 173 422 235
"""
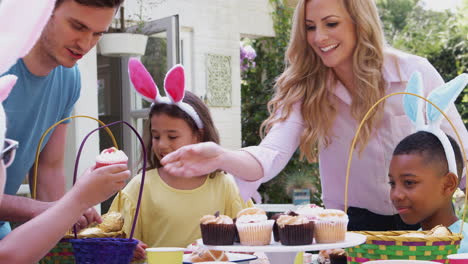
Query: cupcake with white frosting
235 208 274 246
314 209 348 243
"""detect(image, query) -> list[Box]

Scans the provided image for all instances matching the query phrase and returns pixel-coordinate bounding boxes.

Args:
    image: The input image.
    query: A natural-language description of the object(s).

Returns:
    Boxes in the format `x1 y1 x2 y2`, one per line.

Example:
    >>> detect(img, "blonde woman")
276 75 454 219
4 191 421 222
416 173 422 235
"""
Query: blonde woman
162 0 468 230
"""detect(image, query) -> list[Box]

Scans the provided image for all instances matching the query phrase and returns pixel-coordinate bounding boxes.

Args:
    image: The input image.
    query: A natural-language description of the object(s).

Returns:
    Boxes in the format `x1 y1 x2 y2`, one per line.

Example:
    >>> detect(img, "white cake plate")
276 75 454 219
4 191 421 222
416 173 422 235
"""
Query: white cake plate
200 232 366 264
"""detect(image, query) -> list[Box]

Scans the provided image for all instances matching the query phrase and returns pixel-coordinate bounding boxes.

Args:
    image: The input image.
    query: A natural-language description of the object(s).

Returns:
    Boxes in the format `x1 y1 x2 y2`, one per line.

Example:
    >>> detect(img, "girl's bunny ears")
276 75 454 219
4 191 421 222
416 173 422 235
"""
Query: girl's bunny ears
128 58 204 129
403 71 468 176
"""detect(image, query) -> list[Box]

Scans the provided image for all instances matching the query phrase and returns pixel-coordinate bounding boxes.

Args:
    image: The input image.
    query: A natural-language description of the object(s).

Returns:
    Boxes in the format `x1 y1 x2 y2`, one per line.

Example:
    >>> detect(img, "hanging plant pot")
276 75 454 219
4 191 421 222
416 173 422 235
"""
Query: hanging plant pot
98 33 148 57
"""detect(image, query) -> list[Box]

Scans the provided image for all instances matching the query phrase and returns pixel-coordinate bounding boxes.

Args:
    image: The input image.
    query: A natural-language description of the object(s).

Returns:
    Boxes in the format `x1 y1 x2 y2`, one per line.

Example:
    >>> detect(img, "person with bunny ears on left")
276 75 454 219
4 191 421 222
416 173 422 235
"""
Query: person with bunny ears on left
107 59 252 260
0 0 124 240
0 0 130 262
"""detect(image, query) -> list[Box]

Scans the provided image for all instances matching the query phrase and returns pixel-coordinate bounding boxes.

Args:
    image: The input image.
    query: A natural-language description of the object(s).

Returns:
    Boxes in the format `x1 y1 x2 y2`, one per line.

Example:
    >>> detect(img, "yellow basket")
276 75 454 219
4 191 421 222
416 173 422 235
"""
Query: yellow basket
344 92 467 264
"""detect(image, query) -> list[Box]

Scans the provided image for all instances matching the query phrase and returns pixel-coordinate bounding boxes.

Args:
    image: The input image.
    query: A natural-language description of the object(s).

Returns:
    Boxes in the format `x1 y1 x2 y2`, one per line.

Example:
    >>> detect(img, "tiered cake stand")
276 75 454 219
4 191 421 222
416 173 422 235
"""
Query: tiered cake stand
201 232 366 264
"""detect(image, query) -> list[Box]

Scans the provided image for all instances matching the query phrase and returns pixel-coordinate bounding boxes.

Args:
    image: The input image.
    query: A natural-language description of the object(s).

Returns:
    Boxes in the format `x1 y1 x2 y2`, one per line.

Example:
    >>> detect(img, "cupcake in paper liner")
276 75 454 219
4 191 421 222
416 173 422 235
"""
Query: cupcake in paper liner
277 212 314 245
200 212 236 245
314 209 348 243
296 204 324 221
235 208 273 246
95 147 128 168
271 212 283 242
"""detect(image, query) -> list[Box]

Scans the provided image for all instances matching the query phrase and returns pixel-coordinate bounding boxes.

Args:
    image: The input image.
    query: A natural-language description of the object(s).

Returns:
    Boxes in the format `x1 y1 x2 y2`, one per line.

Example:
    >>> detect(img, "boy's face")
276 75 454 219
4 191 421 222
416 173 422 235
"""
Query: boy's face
38 0 116 68
389 153 447 225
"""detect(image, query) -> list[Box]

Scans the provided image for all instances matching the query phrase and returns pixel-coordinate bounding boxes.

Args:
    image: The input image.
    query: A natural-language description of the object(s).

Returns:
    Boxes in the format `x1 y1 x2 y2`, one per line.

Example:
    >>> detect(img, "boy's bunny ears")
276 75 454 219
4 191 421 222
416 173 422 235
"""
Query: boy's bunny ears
403 71 468 176
128 58 204 129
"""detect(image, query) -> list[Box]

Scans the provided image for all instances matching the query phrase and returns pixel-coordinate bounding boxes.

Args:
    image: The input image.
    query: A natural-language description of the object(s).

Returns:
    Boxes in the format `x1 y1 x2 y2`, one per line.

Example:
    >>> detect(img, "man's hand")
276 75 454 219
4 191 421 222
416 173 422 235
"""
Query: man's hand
74 207 101 232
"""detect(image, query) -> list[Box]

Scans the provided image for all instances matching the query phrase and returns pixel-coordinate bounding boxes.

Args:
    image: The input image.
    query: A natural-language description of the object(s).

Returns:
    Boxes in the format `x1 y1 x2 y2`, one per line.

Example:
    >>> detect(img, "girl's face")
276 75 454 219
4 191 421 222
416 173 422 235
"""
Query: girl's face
389 154 448 226
305 0 357 71
150 113 201 161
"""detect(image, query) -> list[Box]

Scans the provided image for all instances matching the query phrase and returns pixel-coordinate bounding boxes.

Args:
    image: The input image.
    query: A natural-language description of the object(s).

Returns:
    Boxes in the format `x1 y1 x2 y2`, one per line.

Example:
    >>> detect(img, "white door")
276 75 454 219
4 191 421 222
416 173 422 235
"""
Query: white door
121 15 180 175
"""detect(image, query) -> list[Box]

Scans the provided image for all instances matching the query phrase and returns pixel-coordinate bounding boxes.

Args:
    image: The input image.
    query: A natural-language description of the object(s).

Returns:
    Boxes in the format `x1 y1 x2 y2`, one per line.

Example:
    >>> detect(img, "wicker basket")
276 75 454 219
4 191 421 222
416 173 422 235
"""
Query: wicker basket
69 120 147 264
343 92 467 264
39 231 125 264
34 116 123 264
345 231 462 264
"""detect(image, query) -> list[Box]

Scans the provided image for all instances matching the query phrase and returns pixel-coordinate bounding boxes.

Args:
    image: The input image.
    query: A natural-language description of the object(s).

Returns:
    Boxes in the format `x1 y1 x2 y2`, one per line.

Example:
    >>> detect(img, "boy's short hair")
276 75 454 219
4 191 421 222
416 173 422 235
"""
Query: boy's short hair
55 0 124 9
393 131 463 180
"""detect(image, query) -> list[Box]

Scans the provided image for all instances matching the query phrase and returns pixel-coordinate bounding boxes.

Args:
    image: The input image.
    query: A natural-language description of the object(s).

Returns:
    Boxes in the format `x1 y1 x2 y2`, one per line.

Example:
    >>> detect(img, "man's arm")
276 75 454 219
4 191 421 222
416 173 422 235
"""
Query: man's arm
35 124 67 201
0 194 50 222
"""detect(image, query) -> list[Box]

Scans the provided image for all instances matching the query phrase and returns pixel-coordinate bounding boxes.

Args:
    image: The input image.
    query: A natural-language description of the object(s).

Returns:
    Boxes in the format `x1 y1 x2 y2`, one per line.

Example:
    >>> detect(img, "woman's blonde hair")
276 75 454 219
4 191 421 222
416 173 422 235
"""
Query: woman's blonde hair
261 0 386 162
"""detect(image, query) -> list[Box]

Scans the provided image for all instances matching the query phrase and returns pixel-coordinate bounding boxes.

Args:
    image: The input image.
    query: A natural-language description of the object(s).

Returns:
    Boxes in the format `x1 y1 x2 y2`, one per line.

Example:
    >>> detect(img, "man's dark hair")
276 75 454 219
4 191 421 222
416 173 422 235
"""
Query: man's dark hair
55 0 124 9
393 131 463 179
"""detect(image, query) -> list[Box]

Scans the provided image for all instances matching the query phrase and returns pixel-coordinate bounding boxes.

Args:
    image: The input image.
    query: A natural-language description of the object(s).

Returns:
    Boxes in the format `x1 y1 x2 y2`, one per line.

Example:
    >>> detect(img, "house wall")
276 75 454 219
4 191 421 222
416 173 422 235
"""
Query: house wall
124 0 274 150
62 0 274 196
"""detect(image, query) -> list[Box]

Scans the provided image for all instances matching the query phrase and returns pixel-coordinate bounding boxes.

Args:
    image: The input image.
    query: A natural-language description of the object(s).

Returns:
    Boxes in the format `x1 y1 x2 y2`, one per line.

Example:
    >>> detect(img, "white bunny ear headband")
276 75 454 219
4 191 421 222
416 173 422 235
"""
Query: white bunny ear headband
403 71 468 176
128 58 204 129
0 0 56 147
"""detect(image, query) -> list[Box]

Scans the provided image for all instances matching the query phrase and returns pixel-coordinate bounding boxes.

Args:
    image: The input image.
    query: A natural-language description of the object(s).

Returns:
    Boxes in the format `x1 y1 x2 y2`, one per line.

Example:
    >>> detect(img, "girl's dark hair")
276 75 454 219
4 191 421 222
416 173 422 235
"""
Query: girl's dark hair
142 91 220 170
55 0 124 9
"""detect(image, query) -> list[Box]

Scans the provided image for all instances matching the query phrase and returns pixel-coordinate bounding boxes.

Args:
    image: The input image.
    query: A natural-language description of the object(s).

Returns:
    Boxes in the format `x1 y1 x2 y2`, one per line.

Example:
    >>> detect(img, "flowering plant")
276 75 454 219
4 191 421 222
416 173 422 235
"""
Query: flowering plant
240 42 257 73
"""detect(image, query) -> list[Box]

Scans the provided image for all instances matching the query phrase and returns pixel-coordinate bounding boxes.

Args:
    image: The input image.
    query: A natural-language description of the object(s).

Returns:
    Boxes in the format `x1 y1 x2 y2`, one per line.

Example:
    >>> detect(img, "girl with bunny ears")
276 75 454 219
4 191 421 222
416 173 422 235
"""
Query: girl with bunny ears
0 0 130 262
108 59 251 252
388 72 468 253
161 0 468 231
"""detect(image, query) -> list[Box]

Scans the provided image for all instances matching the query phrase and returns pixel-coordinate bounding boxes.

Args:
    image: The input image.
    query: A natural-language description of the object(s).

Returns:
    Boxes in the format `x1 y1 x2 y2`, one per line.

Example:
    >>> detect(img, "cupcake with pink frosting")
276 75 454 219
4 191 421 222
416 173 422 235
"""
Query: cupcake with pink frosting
95 147 128 168
296 204 324 221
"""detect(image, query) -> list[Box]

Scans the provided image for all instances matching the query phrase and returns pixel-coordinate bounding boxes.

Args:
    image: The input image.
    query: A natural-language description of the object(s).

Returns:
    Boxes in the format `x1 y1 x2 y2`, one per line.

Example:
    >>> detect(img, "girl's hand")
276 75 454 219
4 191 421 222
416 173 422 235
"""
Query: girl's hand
161 142 225 177
132 240 148 261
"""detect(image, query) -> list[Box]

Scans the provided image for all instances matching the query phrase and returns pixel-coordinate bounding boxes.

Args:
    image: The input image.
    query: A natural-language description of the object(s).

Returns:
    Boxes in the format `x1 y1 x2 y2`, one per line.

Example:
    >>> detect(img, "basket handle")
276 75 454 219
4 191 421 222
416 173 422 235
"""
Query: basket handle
344 92 467 234
72 120 146 240
32 115 118 199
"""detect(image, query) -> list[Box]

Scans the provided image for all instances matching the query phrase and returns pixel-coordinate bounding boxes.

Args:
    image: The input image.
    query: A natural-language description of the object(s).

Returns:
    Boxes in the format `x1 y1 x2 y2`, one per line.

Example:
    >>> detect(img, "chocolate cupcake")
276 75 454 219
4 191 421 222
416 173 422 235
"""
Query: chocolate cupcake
200 212 236 245
277 212 314 246
271 213 283 242
329 248 347 264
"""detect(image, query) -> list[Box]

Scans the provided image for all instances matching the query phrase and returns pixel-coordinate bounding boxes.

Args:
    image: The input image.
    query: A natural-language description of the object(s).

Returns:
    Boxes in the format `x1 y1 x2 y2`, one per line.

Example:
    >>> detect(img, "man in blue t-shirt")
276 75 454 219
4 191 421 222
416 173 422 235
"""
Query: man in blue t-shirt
0 0 124 239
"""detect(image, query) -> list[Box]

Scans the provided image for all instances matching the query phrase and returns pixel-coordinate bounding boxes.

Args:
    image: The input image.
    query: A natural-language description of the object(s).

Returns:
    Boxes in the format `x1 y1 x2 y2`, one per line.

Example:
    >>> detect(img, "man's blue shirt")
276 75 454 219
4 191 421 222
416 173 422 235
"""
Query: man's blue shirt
0 59 80 238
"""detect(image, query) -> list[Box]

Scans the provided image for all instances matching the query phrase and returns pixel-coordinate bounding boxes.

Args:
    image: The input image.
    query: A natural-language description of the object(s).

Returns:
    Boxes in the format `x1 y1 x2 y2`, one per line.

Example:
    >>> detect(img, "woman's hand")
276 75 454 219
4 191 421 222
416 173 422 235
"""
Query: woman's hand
161 142 225 177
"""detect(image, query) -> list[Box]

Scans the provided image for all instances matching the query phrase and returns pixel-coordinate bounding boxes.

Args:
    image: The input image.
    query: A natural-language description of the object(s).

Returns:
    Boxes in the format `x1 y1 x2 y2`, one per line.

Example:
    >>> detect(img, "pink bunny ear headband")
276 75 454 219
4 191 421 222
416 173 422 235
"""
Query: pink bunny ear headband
128 58 203 129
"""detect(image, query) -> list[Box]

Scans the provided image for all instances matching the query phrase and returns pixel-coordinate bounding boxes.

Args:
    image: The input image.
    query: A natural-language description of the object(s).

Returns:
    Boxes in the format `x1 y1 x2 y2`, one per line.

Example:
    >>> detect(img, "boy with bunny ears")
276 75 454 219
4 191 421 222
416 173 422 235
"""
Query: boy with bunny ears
389 72 468 253
0 0 123 239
